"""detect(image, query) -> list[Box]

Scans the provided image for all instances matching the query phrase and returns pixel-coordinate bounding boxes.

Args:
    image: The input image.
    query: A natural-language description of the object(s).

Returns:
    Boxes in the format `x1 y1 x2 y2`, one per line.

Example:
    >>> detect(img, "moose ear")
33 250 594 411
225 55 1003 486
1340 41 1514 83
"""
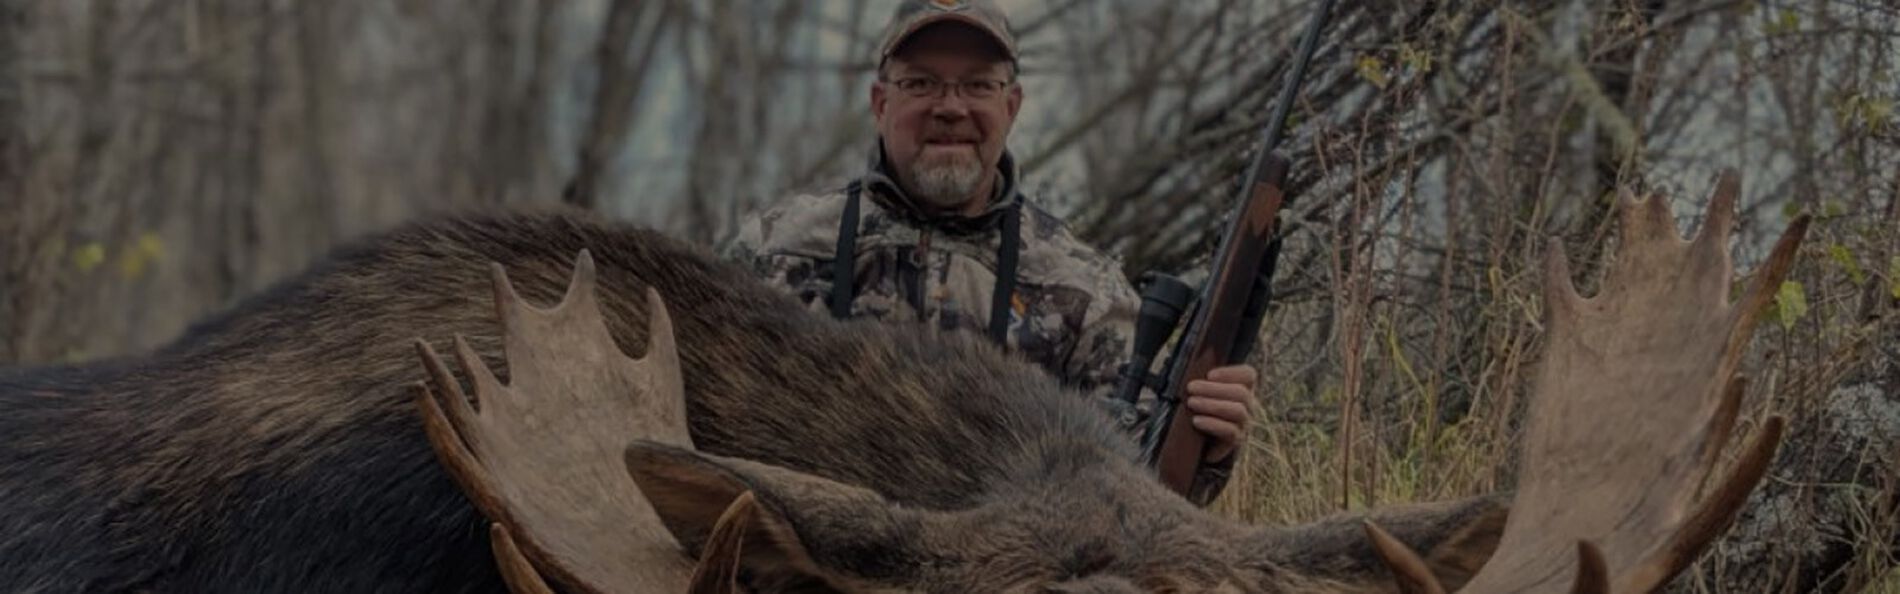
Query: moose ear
1251 493 1507 591
623 441 928 589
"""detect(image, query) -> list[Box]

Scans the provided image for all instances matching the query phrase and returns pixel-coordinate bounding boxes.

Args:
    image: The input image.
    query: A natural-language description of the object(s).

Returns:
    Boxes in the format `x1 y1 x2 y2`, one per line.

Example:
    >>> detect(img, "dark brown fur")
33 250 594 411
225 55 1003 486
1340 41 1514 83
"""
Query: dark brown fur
0 209 1501 592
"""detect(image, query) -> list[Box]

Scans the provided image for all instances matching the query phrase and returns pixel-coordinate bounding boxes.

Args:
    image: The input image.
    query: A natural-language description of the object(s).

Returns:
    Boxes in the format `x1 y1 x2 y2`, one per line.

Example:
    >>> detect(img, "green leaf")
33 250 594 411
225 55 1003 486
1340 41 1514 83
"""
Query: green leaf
1862 96 1893 132
1399 43 1432 73
1774 280 1809 330
1356 55 1390 89
1823 199 1847 219
118 232 165 279
1781 200 1805 220
72 242 106 272
1769 8 1800 34
1828 243 1865 285
1889 256 1900 300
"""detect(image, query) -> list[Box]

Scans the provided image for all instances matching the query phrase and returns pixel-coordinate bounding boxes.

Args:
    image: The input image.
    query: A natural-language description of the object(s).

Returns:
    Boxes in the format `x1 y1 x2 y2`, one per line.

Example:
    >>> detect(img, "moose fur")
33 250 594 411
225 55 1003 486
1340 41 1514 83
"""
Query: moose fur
0 209 1502 592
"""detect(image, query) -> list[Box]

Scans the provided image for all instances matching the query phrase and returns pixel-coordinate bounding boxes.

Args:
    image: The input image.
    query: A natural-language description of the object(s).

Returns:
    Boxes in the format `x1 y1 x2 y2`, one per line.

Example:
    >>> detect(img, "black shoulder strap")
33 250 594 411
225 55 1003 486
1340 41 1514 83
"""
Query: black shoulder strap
836 185 1018 347
830 184 861 319
987 203 1021 344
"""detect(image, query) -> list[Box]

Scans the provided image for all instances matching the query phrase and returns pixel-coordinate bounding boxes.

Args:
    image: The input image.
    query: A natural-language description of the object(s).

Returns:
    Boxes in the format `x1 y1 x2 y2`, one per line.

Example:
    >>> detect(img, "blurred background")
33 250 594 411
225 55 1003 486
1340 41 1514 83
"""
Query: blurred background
3 1 1897 590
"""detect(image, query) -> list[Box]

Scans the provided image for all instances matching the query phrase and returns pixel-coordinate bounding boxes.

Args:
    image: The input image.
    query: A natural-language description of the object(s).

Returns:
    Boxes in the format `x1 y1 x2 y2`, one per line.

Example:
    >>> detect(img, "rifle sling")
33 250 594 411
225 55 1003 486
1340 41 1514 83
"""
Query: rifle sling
987 204 1021 344
830 183 863 319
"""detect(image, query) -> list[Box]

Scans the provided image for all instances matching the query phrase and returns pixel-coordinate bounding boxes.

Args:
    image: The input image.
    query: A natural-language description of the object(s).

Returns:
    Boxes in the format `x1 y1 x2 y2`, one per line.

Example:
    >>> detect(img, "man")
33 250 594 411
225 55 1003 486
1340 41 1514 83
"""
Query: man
722 0 1254 505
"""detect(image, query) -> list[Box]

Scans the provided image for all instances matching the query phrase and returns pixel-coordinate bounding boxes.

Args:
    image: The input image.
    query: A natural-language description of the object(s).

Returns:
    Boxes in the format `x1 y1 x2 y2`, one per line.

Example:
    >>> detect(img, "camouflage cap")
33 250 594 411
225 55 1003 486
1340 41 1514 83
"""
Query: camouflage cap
876 0 1019 68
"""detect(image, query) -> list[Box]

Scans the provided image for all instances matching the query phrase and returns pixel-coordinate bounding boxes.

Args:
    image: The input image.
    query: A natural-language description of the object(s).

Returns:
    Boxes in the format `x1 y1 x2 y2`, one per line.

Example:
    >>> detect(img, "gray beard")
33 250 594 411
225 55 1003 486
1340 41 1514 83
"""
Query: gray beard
904 159 985 212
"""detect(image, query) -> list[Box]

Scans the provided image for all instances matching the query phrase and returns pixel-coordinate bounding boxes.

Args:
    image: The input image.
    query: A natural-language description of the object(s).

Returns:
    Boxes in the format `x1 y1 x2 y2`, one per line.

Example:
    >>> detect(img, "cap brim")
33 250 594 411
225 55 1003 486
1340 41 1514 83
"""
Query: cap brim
879 13 1018 63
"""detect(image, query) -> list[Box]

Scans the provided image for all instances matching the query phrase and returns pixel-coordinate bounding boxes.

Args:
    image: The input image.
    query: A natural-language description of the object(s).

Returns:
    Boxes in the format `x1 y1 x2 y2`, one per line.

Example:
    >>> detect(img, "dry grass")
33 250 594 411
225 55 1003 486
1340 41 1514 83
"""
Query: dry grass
1204 204 1900 591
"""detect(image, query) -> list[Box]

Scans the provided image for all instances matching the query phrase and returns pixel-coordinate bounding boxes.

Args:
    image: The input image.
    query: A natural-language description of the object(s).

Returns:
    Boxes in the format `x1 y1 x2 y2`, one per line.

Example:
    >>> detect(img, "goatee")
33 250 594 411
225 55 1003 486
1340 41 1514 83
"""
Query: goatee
905 157 984 212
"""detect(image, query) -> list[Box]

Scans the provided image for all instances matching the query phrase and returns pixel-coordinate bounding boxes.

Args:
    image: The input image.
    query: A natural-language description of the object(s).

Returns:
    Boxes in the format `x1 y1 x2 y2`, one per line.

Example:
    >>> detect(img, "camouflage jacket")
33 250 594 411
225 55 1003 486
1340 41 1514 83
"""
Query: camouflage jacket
721 146 1232 505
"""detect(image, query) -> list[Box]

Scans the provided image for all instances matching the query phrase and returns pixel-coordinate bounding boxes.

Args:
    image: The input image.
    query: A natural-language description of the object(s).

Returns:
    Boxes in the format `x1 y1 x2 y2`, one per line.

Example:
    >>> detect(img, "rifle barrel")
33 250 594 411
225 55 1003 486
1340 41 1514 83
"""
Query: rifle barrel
1246 0 1335 182
1143 0 1337 496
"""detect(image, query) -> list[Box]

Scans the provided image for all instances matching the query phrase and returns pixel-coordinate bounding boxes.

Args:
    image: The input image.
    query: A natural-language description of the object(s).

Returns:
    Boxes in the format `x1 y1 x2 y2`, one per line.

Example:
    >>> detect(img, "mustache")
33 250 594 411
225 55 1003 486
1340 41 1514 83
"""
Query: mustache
921 128 983 143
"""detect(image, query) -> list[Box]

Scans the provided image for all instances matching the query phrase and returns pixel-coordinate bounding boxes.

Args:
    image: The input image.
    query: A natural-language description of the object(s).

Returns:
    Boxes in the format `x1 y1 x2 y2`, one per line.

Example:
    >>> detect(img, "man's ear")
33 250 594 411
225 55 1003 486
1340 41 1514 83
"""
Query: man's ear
1006 79 1023 118
623 441 930 588
870 75 889 119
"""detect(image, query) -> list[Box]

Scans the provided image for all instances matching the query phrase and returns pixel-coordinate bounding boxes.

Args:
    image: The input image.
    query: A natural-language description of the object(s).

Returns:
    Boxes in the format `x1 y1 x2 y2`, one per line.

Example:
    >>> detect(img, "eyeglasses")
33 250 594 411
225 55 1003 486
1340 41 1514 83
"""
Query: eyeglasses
880 75 1013 100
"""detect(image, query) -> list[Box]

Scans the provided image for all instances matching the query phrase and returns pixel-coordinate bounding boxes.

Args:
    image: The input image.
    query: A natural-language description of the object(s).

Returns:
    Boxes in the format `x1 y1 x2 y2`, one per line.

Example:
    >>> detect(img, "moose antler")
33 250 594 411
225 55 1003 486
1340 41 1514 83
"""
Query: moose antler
412 249 697 593
1366 170 1810 593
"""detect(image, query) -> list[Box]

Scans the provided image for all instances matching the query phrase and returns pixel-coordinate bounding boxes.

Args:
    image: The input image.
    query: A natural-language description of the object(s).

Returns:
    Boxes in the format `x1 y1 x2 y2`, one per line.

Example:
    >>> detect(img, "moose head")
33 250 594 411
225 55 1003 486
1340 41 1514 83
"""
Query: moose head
410 170 1809 593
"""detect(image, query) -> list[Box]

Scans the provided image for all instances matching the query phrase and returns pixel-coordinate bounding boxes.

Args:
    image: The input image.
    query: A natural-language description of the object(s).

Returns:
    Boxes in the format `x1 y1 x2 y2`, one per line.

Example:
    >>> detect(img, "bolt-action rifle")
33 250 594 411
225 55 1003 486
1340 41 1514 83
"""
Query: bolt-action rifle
1113 0 1336 497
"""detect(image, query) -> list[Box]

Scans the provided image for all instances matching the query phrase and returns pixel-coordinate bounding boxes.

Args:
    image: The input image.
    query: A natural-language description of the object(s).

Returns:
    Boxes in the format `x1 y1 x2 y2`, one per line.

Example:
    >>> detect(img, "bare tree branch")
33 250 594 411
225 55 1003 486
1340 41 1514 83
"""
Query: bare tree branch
565 0 669 210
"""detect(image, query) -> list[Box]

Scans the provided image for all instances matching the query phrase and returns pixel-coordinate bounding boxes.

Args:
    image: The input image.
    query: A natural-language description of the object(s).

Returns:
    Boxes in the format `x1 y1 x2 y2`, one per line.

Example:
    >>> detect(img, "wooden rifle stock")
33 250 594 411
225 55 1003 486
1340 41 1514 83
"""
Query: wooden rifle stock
1150 155 1290 494
1130 0 1331 499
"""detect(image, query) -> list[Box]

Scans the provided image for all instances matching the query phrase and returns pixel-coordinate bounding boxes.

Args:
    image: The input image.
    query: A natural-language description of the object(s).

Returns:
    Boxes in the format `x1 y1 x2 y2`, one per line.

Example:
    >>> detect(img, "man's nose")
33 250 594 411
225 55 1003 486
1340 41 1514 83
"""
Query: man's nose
927 94 972 119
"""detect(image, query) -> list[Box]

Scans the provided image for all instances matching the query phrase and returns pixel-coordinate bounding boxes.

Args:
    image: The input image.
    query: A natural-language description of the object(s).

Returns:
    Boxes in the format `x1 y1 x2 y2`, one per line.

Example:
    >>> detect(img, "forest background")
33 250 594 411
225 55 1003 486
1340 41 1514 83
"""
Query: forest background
3 1 1897 591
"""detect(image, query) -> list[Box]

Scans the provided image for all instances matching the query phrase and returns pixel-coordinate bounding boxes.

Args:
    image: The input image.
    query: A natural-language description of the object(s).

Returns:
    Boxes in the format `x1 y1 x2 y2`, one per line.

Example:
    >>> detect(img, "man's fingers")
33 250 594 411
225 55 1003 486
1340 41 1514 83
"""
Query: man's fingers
1185 395 1248 426
1187 368 1257 464
1205 364 1257 386
1191 415 1239 437
1186 379 1253 404
1192 415 1241 462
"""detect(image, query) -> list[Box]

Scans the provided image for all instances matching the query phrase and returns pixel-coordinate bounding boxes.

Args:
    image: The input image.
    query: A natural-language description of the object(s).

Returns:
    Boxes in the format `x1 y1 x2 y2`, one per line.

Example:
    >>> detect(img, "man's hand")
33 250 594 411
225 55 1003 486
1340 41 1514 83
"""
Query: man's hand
1183 364 1257 462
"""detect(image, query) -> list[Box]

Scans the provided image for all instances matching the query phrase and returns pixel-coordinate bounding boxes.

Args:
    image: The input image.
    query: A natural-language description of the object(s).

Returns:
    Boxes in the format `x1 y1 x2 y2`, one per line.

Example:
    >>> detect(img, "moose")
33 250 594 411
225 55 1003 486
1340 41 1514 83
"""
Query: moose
0 171 1807 593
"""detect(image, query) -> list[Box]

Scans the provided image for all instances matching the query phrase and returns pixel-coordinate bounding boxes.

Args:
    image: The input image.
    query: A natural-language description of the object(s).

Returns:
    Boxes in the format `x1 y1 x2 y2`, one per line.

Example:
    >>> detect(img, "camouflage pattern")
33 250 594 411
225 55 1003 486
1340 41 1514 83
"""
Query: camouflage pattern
724 149 1132 401
723 145 1233 504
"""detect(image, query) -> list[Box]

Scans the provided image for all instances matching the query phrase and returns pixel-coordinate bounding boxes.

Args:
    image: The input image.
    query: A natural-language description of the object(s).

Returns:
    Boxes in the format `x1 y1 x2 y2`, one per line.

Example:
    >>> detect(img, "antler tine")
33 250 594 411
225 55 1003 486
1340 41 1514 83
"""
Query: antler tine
412 250 697 593
1691 170 1741 251
688 492 762 594
489 260 523 324
412 376 506 523
1621 186 1682 245
1724 205 1812 363
1618 415 1784 593
1363 521 1448 594
415 341 493 497
1571 542 1608 594
491 524 559 594
487 247 604 318
1541 236 1584 323
1366 170 1810 594
454 336 508 415
1696 375 1746 475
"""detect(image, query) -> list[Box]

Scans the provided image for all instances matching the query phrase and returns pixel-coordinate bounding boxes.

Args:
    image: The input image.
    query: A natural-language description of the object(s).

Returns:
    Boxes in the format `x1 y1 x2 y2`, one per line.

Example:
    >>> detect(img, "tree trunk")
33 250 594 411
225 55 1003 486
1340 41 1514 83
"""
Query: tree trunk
0 0 27 362
565 0 667 210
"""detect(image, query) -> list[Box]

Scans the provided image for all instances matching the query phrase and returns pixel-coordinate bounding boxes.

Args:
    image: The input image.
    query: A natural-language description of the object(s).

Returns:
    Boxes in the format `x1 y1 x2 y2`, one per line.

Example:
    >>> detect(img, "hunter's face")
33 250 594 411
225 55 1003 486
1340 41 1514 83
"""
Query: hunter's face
872 24 1021 214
